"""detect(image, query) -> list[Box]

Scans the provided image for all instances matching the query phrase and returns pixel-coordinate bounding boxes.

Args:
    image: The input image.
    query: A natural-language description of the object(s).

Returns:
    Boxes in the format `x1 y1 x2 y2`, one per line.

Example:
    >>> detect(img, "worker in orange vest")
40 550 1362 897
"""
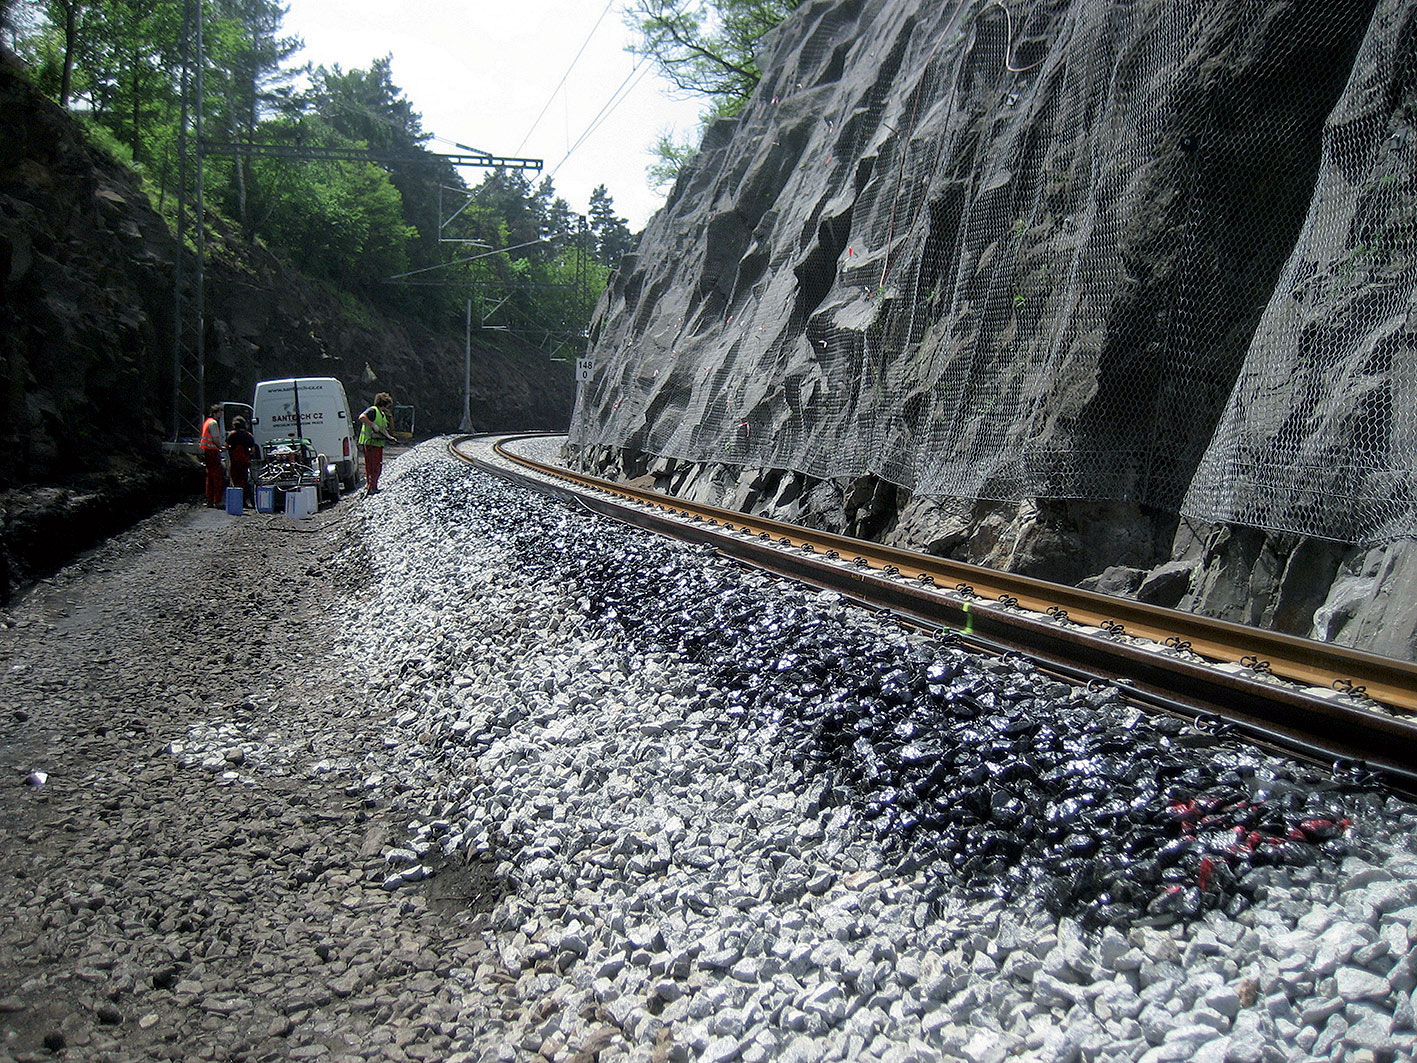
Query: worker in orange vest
199 404 225 508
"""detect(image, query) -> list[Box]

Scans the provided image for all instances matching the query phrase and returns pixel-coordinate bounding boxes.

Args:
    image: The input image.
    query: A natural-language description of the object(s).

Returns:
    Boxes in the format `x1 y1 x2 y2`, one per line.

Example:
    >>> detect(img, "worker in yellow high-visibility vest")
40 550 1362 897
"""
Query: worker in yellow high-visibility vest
357 392 397 495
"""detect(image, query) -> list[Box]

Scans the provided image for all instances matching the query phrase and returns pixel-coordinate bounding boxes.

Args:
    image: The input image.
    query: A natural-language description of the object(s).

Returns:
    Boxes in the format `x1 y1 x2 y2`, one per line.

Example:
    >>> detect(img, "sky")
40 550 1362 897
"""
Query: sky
279 0 709 230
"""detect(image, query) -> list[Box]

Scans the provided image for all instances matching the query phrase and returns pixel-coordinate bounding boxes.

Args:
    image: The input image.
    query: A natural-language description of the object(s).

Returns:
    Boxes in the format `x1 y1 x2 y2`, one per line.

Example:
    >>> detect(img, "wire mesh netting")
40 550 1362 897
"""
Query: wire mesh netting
570 0 1416 546
1183 0 1417 543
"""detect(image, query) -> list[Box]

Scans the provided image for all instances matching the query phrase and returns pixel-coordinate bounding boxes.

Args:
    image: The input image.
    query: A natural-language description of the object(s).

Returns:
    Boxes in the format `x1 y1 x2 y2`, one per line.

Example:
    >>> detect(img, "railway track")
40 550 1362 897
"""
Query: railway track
449 434 1417 791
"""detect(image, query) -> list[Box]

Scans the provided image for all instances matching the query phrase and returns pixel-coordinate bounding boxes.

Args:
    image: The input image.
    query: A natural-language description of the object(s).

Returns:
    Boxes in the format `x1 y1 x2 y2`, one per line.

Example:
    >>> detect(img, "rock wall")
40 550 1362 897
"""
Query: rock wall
570 0 1417 660
0 56 574 591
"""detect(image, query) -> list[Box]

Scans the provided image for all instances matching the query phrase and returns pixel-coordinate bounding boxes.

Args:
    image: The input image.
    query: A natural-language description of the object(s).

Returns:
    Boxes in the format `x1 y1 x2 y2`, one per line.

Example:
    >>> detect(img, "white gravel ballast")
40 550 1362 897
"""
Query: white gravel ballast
342 442 1417 1063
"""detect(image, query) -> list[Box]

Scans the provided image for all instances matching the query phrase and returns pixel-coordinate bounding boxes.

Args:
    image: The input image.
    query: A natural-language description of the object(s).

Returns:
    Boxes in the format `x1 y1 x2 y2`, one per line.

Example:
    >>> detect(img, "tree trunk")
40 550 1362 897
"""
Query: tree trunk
59 0 77 106
129 61 142 161
236 152 249 235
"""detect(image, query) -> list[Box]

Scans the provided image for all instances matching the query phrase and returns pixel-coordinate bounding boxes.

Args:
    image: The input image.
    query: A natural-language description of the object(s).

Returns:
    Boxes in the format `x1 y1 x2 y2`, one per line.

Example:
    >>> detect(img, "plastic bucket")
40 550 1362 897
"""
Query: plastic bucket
224 487 244 515
255 485 277 513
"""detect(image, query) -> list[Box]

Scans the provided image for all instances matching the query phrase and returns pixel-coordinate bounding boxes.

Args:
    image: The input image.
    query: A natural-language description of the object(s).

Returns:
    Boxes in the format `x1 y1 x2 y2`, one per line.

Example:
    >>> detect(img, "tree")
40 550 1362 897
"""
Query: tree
89 0 185 164
308 56 425 152
205 0 302 233
469 168 547 257
626 0 798 113
538 243 607 338
647 124 704 192
7 1 618 351
542 185 580 250
21 0 186 163
211 0 300 133
303 56 460 273
588 184 633 268
254 139 416 291
21 0 90 105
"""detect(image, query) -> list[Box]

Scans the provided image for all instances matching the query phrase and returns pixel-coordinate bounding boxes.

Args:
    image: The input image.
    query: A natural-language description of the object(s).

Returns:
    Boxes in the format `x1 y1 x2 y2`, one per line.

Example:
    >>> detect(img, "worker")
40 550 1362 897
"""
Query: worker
199 404 225 508
226 416 258 508
357 392 397 495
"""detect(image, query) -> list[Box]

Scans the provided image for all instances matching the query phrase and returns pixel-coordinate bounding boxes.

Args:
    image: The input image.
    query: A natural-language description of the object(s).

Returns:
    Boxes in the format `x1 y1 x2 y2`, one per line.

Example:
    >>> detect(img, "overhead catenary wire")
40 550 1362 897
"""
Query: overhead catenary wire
298 8 652 212
546 58 655 183
547 60 653 181
383 237 551 281
516 0 619 155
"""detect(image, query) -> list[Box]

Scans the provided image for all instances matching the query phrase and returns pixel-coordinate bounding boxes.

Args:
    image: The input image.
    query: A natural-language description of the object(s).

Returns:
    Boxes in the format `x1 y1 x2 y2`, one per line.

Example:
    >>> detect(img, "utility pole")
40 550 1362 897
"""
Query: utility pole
170 0 208 439
171 0 191 440
194 0 206 421
460 296 473 432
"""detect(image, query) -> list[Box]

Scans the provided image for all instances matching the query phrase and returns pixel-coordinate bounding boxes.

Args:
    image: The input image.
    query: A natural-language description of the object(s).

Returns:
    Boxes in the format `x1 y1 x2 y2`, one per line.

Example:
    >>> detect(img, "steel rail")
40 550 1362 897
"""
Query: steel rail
447 435 1417 788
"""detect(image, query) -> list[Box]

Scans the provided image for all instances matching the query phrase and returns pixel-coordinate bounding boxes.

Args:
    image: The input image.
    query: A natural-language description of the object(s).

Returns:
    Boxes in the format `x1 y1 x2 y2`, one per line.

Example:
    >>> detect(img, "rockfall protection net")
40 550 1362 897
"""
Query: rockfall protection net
1184 0 1417 544
570 0 1416 546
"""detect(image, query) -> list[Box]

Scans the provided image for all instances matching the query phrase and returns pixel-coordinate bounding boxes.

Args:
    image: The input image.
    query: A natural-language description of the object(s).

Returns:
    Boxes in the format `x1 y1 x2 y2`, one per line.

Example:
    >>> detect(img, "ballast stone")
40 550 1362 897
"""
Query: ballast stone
337 443 1417 1063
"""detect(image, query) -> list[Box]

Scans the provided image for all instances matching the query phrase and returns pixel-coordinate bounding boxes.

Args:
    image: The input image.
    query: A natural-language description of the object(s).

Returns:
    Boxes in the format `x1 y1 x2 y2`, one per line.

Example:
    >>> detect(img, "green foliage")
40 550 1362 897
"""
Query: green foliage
72 111 139 169
12 9 66 98
588 184 633 267
467 168 549 254
648 129 697 192
80 0 185 162
256 150 416 291
628 0 796 191
209 0 301 133
10 0 631 356
13 1 94 106
309 57 425 151
627 0 799 106
646 103 729 191
316 278 378 330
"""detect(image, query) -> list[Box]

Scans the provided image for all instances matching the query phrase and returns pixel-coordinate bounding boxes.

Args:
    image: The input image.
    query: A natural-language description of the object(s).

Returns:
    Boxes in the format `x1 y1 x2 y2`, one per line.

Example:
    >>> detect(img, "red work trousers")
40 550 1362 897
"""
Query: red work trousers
229 457 252 506
203 449 225 506
364 445 384 492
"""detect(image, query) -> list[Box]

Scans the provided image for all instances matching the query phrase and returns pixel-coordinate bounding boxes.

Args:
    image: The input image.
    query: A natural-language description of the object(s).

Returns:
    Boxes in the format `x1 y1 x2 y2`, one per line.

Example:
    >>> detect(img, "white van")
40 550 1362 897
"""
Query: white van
250 377 358 493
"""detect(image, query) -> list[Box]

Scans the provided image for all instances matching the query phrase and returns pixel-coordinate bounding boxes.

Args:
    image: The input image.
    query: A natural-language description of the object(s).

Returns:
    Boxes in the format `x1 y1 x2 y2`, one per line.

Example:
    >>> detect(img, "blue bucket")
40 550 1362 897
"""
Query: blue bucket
255 485 277 513
225 487 244 515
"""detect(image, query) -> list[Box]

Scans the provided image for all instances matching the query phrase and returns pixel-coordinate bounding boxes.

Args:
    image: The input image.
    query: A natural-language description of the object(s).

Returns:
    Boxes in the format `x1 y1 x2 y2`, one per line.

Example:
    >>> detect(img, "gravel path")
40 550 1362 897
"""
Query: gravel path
0 492 510 1062
5 439 1417 1063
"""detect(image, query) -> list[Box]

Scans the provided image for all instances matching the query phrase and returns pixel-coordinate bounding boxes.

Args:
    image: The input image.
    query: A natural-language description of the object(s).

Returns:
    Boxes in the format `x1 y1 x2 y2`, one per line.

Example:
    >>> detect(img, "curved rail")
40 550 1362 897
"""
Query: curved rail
449 434 1417 789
